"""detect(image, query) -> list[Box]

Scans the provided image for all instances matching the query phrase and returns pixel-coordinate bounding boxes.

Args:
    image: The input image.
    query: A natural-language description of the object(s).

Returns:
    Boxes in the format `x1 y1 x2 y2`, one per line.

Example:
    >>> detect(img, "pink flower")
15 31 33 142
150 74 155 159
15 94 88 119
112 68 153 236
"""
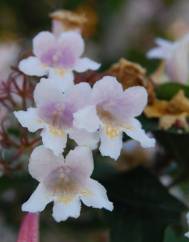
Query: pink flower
22 146 113 222
74 76 155 159
147 34 189 84
19 31 100 91
14 78 98 156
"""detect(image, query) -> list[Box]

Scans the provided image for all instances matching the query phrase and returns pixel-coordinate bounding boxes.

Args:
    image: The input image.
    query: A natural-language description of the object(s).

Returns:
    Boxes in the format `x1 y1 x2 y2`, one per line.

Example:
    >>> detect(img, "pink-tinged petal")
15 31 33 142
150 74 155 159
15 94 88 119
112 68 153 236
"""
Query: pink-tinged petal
69 128 99 150
34 78 64 107
33 31 56 58
99 128 122 160
29 145 64 182
73 105 100 132
147 38 173 59
22 183 52 213
16 213 39 242
52 197 81 222
74 57 100 72
48 70 74 92
40 126 67 156
14 108 43 132
65 146 94 178
19 57 48 76
123 118 155 148
166 41 189 84
81 178 113 211
123 86 148 118
64 82 92 111
58 31 84 58
91 76 123 105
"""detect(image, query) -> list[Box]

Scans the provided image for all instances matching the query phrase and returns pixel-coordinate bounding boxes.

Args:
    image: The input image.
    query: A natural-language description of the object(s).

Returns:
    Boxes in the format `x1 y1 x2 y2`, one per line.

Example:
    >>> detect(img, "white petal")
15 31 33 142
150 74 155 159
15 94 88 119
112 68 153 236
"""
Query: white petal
64 82 92 110
65 146 94 177
34 78 64 107
124 118 155 148
166 42 189 84
19 57 48 76
73 105 100 132
123 86 147 118
29 145 64 181
69 128 99 150
52 197 81 222
74 57 100 72
41 126 67 156
33 31 56 57
22 183 52 213
185 232 189 238
48 70 74 92
99 128 122 160
59 31 84 58
14 108 43 132
91 76 123 105
81 178 113 211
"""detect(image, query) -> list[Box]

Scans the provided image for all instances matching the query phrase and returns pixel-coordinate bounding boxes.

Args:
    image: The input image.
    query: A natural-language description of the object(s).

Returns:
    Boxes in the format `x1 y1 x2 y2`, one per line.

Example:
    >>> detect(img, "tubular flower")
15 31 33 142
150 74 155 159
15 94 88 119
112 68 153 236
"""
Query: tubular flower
147 34 189 84
22 146 113 222
14 78 98 156
19 31 100 91
74 76 155 160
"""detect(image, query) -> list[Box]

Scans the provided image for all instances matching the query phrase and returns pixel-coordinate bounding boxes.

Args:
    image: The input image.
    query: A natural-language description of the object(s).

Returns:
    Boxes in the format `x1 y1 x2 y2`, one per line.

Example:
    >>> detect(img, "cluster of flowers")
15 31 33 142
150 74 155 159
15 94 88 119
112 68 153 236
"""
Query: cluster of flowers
14 29 155 222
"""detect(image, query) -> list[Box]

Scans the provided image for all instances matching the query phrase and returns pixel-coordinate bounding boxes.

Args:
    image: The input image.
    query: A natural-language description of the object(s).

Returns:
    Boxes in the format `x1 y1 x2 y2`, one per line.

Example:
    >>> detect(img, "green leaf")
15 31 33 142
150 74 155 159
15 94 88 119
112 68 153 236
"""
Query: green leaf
164 226 188 242
156 83 189 101
101 167 186 242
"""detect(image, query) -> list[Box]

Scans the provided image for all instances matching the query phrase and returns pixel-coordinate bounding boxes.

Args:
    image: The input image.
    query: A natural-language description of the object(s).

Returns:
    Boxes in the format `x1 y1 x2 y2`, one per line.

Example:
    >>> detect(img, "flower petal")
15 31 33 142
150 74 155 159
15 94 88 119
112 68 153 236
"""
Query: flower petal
123 86 148 118
19 57 48 76
64 82 92 111
91 76 123 105
34 78 64 107
22 183 52 213
65 146 94 177
48 69 74 92
74 57 100 72
59 31 84 58
52 197 81 222
99 128 122 160
69 128 99 150
40 126 67 156
81 178 113 211
33 31 56 58
29 145 64 182
14 108 43 132
124 118 155 148
73 105 100 132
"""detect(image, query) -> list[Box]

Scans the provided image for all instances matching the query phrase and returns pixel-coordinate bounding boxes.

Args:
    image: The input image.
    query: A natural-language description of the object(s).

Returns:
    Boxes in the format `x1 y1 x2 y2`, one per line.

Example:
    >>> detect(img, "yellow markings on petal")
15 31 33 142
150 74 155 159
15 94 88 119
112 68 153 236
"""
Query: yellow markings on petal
80 188 92 197
57 194 75 204
49 126 65 136
105 125 120 138
55 68 65 76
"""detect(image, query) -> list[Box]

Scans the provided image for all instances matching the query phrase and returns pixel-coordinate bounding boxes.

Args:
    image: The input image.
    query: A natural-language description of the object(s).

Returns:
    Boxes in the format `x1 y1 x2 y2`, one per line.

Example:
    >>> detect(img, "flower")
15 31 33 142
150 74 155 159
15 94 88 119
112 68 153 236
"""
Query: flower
22 146 113 222
19 31 100 91
147 34 189 84
145 90 189 130
14 78 98 156
74 76 155 160
16 213 39 242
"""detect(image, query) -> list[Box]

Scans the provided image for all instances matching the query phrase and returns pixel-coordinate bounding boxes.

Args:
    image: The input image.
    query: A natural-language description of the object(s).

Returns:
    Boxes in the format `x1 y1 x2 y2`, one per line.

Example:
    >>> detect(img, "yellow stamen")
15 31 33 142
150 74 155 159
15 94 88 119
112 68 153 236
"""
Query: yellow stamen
49 126 64 136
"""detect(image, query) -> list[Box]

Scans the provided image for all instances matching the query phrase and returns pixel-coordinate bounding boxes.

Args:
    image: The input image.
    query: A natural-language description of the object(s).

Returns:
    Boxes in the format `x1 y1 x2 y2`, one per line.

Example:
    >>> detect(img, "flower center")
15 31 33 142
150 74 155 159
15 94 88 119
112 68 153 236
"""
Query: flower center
39 102 73 129
44 167 80 198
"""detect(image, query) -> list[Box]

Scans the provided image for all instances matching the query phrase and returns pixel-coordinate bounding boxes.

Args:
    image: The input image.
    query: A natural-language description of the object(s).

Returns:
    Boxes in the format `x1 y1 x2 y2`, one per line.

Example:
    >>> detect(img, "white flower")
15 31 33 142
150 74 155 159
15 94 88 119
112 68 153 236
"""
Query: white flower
19 31 100 91
185 212 189 238
14 78 99 156
22 146 113 222
74 76 155 160
147 34 189 84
